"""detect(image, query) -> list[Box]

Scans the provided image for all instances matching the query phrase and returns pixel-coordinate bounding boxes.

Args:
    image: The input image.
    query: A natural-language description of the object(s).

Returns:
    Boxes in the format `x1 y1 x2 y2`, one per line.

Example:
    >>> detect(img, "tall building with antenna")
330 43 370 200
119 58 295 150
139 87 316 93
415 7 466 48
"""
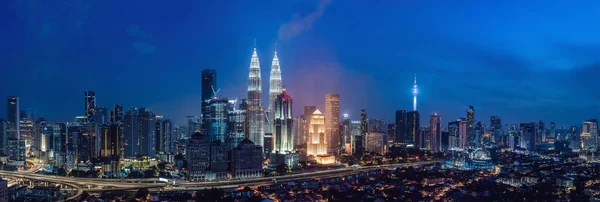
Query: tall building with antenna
247 40 264 149
268 44 282 135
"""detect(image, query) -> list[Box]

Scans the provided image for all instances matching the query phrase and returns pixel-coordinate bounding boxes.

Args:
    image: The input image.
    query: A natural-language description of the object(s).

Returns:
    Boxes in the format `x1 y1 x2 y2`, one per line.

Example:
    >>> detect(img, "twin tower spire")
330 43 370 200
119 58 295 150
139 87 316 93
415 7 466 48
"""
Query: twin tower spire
247 41 283 108
246 40 283 147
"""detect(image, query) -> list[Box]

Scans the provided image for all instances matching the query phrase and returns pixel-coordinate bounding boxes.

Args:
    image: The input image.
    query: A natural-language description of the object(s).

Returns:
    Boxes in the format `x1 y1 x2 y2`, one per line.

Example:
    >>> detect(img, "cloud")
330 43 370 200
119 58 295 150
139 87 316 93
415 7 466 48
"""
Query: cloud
133 41 157 54
127 25 151 39
278 0 332 40
128 25 157 54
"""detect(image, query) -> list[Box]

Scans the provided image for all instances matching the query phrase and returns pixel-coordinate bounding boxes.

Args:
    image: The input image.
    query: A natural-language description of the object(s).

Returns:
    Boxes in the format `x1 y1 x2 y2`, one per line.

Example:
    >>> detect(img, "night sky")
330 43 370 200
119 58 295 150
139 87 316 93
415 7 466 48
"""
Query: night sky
1 0 599 127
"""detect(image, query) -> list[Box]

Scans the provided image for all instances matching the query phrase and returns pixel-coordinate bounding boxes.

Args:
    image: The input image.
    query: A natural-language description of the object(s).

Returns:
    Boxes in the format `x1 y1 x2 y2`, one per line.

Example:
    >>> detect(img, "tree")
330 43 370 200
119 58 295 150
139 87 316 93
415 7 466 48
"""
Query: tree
134 188 150 201
276 164 287 175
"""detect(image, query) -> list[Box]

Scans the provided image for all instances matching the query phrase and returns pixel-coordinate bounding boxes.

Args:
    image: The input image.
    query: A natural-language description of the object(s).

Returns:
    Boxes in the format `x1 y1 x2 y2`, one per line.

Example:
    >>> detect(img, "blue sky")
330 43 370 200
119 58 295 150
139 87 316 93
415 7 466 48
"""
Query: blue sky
1 0 599 127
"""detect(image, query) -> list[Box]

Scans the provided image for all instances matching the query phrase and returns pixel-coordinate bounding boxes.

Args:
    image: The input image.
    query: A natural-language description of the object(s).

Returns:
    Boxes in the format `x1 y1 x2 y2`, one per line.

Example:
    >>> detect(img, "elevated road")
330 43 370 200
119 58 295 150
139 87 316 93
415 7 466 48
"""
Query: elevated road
169 160 441 190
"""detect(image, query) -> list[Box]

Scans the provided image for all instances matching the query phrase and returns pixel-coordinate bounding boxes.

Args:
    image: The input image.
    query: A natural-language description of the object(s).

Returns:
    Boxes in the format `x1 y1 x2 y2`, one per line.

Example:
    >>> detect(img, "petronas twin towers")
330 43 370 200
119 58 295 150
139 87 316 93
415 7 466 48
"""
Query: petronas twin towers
246 42 285 151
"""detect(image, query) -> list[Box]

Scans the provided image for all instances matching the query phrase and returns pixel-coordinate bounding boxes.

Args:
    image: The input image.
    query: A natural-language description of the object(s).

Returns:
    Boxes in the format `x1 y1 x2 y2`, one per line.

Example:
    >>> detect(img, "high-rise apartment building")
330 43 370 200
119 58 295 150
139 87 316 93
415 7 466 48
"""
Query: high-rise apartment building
429 113 441 151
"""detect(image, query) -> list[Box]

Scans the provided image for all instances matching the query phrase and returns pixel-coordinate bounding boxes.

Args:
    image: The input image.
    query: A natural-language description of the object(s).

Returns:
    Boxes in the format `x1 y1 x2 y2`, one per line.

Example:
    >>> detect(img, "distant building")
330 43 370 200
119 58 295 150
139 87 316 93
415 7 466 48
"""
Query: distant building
100 124 121 159
186 116 201 139
581 119 598 150
448 120 459 150
7 96 24 161
201 69 217 133
230 139 263 179
420 127 430 150
407 111 420 148
395 110 407 143
227 100 246 150
340 114 351 154
356 109 368 155
366 132 386 154
466 106 475 148
325 94 340 154
84 91 96 123
156 118 174 157
124 108 157 157
490 116 503 146
205 98 229 143
520 123 536 151
0 120 8 156
429 113 441 152
95 105 109 124
350 120 361 154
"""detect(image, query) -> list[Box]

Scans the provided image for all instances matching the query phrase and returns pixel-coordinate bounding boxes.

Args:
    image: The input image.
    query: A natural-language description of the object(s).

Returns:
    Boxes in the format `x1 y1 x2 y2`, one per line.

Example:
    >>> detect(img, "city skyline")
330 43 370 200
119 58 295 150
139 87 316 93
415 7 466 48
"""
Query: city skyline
2 1 600 126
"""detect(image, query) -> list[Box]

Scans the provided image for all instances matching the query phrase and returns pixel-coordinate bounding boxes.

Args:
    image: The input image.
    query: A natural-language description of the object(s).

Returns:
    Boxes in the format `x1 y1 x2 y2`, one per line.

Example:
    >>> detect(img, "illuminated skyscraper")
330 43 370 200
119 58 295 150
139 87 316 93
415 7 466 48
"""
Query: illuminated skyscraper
303 106 317 147
466 106 475 148
273 89 293 153
412 74 418 111
85 90 96 123
325 94 340 154
247 43 264 148
205 98 229 144
307 109 327 156
429 113 441 151
268 48 282 134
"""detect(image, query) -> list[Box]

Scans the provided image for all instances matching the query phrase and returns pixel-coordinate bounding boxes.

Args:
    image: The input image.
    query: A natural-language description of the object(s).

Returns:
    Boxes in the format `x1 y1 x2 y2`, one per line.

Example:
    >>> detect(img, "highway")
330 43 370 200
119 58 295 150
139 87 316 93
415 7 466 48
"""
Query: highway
0 160 441 200
167 160 441 190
